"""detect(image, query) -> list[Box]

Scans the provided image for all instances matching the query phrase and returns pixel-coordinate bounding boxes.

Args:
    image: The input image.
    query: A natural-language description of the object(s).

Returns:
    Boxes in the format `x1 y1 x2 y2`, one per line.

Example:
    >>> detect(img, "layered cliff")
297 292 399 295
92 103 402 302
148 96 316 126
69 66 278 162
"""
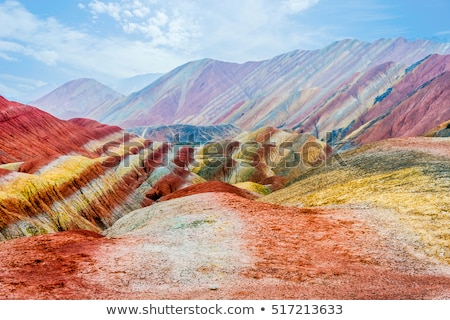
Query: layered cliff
191 126 330 186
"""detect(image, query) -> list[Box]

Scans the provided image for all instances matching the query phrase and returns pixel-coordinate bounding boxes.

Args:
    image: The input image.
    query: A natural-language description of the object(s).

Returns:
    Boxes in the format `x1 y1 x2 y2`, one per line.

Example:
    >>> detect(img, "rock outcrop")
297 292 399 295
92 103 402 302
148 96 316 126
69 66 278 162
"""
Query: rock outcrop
1 96 327 240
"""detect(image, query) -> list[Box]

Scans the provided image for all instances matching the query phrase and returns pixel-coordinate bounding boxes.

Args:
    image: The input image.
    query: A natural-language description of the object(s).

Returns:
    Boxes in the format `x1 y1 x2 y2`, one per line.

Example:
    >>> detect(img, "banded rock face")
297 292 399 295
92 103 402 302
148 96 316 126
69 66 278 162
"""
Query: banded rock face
0 96 151 240
191 126 330 186
0 97 205 240
0 96 122 163
344 54 450 145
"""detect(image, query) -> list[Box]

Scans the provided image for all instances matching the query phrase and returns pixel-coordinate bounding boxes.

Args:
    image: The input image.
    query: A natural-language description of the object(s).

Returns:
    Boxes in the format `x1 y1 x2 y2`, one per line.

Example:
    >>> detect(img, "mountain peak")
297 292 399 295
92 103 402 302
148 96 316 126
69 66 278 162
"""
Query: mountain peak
32 78 124 120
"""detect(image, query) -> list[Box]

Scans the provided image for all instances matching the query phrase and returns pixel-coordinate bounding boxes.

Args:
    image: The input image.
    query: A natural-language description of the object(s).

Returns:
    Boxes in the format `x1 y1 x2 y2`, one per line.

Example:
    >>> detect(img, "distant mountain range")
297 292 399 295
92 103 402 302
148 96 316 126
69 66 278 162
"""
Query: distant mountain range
31 37 450 145
127 124 242 143
30 74 162 118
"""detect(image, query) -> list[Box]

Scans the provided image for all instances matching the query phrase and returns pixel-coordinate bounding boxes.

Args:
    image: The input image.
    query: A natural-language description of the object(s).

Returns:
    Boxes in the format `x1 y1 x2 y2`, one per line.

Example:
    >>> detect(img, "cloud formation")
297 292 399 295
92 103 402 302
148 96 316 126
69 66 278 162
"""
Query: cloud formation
0 2 52 64
85 0 201 49
0 1 193 81
0 0 326 84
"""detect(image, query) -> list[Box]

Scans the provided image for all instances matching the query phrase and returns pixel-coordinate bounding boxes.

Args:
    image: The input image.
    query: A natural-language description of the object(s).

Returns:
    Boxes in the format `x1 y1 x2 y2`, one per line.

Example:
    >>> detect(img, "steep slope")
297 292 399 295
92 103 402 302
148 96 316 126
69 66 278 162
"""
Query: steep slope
97 58 261 127
32 78 124 120
95 38 450 138
0 96 121 163
344 54 450 145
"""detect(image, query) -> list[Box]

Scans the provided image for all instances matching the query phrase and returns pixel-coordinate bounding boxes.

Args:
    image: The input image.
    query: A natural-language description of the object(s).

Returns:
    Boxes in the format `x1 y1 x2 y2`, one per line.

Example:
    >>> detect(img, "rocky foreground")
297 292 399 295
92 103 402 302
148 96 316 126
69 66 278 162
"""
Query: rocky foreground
1 171 450 299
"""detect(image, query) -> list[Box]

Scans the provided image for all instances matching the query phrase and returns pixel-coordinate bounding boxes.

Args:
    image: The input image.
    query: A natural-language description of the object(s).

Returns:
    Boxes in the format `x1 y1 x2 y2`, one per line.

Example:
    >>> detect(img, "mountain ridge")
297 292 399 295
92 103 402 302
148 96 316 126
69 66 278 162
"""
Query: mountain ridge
30 37 450 146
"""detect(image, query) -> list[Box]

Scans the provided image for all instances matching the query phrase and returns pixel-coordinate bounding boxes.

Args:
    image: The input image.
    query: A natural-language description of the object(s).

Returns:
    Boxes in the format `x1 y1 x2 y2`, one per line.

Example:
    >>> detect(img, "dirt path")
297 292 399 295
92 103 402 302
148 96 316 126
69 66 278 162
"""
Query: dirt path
1 192 450 299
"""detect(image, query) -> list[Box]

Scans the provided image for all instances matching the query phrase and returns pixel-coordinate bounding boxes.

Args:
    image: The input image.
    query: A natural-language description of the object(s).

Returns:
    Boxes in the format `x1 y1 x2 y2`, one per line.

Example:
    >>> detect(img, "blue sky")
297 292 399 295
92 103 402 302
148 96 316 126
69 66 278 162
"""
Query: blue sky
1 0 449 100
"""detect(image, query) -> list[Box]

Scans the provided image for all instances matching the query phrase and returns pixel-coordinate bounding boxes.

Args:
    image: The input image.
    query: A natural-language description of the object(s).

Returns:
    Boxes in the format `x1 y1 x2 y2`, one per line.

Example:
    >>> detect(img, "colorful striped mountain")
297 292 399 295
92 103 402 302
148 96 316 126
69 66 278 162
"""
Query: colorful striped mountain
31 38 450 147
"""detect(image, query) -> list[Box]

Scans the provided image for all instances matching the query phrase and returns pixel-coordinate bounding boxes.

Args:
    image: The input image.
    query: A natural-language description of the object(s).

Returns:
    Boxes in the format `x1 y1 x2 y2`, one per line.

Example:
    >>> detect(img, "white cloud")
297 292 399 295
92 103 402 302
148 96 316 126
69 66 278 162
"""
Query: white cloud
151 10 169 27
0 74 47 87
281 0 320 14
0 81 20 98
88 0 122 20
194 0 329 62
0 73 50 100
0 1 40 39
0 39 58 65
0 2 66 66
0 52 16 61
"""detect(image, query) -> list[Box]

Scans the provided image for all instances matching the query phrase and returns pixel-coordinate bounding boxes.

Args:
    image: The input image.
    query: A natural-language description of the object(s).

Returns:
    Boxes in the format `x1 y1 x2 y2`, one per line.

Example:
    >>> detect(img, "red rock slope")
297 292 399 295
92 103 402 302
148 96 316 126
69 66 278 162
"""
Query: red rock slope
0 96 153 240
0 96 121 163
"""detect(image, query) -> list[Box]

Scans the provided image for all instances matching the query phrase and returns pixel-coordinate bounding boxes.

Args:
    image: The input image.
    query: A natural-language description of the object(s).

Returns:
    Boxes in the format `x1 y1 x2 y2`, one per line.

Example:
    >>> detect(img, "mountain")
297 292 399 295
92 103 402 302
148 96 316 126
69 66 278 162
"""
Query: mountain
2 137 450 299
109 73 163 95
96 58 262 127
0 96 121 163
262 136 450 265
92 38 450 144
342 54 450 145
3 37 450 300
31 78 124 120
